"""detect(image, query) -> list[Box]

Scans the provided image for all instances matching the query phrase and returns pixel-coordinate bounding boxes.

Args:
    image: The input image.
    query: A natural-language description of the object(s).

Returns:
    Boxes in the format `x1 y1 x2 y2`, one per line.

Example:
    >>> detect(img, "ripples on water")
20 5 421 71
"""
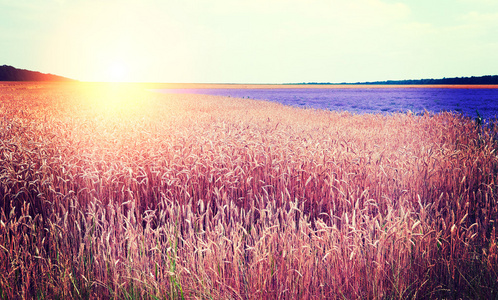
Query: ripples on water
153 88 498 121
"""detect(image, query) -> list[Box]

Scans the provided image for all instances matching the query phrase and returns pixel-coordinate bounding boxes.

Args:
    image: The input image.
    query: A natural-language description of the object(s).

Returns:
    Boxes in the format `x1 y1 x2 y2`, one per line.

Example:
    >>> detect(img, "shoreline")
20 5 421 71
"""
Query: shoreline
2 81 498 90
142 83 498 89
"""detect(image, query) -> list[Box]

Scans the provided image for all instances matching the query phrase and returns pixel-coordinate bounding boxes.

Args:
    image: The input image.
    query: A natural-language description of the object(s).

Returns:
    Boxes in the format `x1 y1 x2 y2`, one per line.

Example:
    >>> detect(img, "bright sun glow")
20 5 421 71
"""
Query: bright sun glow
75 82 151 116
106 61 130 82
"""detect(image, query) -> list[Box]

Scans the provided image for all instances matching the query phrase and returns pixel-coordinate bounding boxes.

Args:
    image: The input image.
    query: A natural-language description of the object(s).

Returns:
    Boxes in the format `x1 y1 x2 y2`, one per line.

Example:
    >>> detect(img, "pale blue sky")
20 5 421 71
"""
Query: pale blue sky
1 0 497 83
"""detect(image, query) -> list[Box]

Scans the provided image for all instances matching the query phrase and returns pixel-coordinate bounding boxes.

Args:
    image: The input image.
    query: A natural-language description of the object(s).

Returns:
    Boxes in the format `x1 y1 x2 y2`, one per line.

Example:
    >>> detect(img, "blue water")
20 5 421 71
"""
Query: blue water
152 87 498 120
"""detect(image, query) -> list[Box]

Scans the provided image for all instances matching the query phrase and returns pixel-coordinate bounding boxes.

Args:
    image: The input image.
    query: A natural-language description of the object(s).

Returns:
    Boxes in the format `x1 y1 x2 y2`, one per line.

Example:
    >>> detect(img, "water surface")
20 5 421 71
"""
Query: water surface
153 87 498 120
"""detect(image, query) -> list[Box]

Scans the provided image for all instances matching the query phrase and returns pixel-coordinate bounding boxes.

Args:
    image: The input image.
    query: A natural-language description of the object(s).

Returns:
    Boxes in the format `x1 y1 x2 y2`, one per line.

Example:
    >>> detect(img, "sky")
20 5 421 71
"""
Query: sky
1 0 497 83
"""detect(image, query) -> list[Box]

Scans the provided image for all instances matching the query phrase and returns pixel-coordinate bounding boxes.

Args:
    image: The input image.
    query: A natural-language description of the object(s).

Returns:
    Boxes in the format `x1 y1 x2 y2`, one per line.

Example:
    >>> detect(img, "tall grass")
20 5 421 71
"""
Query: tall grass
1 82 497 299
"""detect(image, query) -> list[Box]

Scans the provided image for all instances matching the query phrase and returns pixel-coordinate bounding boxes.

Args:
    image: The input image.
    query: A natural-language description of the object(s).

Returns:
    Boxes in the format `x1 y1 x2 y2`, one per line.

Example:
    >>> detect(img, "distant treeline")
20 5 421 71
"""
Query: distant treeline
0 65 74 81
299 75 498 85
358 75 498 85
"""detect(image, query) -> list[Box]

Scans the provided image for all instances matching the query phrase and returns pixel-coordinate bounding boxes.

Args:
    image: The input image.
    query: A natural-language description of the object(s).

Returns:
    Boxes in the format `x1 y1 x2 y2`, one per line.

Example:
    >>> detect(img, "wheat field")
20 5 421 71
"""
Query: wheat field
0 82 497 299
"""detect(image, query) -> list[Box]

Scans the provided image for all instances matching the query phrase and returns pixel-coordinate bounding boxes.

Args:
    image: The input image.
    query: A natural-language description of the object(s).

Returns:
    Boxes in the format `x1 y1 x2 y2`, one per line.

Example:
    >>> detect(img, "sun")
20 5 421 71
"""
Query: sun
106 60 130 82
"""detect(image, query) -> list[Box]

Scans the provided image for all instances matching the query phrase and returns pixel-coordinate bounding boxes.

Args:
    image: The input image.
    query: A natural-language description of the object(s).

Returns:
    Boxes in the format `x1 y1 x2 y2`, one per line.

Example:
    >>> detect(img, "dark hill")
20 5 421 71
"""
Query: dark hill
0 65 75 81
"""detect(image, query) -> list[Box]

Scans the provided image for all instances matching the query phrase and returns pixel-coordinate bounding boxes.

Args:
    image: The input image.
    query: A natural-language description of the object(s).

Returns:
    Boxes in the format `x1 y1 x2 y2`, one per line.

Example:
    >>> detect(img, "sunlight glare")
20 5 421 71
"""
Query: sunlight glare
107 61 130 82
73 82 154 122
